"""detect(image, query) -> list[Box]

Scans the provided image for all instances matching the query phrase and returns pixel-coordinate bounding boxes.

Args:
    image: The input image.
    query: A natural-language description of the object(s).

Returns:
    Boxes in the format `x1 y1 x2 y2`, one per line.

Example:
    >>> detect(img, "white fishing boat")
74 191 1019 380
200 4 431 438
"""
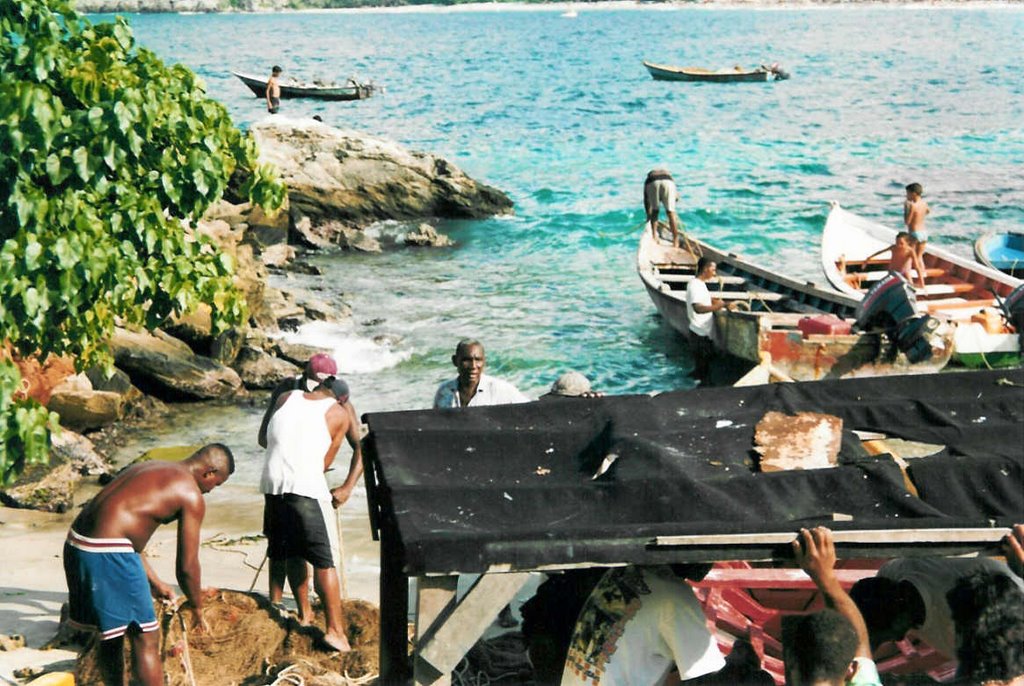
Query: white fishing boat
821 202 1023 368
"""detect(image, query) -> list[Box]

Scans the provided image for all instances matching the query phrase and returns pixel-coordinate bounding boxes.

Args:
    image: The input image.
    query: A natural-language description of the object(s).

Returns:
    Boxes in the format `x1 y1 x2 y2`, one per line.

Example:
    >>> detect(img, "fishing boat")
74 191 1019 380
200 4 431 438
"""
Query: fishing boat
232 71 377 102
642 61 789 83
638 226 954 381
821 202 1023 368
974 231 1024 278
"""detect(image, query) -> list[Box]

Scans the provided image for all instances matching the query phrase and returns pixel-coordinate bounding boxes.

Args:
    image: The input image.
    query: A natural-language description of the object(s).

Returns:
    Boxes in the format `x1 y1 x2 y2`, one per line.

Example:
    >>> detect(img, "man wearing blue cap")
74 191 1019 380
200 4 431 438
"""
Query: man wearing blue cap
260 376 361 652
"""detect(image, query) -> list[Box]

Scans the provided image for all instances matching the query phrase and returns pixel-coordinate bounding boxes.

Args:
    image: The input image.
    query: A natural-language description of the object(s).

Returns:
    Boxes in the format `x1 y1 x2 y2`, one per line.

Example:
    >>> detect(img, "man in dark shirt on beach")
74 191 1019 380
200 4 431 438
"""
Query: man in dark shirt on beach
63 444 234 686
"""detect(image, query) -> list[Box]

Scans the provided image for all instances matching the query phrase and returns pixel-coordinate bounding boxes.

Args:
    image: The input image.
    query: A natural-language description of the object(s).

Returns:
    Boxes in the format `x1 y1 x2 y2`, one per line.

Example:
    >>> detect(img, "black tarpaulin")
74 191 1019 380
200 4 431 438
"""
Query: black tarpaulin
363 369 1024 575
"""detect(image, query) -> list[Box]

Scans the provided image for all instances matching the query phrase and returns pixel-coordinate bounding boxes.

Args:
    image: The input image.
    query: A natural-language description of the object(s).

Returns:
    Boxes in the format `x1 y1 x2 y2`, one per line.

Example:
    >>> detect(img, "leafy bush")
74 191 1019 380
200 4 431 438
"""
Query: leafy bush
0 0 285 485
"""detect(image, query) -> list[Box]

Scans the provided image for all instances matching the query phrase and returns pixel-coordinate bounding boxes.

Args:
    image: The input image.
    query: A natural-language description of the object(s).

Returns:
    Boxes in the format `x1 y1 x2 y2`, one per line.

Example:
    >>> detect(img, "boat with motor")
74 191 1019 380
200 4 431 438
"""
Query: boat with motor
232 71 377 101
821 202 1022 368
638 226 953 382
642 61 789 83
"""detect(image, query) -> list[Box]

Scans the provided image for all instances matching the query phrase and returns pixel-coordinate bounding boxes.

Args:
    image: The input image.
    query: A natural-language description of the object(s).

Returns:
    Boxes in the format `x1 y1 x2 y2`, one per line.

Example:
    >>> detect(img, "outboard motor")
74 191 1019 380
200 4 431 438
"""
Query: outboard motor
1000 283 1024 356
769 62 790 81
855 272 940 364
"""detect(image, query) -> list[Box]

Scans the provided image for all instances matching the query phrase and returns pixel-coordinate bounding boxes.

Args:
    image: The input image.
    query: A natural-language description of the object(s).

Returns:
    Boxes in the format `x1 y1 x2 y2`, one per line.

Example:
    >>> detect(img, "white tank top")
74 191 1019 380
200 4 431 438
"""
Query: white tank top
260 392 337 501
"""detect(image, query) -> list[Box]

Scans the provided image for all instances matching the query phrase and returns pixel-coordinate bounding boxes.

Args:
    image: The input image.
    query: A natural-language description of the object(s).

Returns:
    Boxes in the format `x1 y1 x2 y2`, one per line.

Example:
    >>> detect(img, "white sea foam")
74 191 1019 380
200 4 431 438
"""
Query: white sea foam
274 320 412 375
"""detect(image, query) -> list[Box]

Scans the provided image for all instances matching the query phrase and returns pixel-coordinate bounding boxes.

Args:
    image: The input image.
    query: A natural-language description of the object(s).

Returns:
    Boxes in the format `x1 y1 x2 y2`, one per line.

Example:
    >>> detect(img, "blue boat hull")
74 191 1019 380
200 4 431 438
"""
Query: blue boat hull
975 232 1024 278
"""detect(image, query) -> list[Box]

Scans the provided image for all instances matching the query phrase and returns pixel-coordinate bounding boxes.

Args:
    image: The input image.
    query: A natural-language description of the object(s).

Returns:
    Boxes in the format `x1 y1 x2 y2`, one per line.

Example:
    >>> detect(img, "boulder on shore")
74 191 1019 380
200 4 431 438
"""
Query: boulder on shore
250 118 514 228
109 328 243 400
0 430 110 513
405 222 455 247
233 346 301 390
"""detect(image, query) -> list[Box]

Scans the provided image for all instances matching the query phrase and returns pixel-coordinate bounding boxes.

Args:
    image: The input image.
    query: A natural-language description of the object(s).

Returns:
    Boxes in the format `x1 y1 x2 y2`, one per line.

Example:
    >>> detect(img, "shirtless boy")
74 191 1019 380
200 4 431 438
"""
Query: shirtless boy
904 182 930 261
864 231 927 289
63 444 234 685
267 65 282 114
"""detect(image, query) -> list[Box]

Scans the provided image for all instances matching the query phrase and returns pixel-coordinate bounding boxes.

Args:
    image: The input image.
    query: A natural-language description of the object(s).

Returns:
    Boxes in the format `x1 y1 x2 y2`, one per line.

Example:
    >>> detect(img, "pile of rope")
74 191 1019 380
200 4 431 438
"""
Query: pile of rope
74 590 379 686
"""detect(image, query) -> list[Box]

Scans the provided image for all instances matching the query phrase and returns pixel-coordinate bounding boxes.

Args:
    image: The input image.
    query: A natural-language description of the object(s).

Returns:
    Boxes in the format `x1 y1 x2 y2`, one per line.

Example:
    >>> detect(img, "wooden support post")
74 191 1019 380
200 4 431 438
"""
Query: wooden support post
413 576 458 686
378 530 410 685
417 572 532 678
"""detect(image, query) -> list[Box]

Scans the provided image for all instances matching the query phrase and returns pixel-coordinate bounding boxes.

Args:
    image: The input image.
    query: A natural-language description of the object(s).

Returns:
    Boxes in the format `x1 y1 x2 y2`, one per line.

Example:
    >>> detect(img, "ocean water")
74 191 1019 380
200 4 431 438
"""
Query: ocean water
92 5 1023 525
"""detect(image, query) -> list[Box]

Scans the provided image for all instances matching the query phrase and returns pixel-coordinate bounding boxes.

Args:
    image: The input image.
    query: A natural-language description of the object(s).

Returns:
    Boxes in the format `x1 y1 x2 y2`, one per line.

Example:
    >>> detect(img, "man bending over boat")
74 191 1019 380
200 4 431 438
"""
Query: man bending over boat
863 232 927 290
904 182 930 262
644 168 681 248
267 65 282 114
63 444 235 685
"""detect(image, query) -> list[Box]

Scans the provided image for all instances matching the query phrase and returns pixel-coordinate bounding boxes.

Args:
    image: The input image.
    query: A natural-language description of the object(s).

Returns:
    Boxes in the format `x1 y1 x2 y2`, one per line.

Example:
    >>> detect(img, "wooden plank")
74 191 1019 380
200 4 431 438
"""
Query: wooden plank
414 576 458 685
918 283 976 297
656 274 746 285
665 290 787 303
379 531 411 684
847 267 946 283
418 572 532 676
653 528 1007 548
697 568 875 589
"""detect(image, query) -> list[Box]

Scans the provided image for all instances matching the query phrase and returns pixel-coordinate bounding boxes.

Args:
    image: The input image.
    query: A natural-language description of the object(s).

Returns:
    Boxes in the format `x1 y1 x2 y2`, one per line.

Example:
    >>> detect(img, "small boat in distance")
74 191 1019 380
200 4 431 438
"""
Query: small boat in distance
643 61 790 83
232 71 377 102
560 7 578 17
975 231 1024 278
821 202 1023 368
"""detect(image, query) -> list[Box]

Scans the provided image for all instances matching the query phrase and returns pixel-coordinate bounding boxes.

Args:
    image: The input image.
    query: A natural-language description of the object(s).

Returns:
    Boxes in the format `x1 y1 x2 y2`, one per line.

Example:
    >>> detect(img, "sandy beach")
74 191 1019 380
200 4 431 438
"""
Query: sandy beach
0 478 381 682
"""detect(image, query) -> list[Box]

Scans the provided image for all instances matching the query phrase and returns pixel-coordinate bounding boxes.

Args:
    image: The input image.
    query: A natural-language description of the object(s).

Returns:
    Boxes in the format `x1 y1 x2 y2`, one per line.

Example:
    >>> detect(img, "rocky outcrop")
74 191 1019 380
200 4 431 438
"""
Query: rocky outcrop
405 223 455 247
0 430 110 513
250 118 513 229
109 328 243 400
232 346 300 389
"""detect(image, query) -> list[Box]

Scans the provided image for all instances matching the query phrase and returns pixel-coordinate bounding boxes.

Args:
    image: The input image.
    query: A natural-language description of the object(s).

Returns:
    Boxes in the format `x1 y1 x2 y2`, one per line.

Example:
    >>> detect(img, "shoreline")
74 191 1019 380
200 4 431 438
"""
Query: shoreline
80 0 1024 16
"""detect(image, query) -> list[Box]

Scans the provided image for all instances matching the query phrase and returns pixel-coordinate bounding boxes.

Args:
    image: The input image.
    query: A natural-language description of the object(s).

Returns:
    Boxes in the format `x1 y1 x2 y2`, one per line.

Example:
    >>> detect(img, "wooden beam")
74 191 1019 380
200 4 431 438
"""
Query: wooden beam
417 572 532 676
697 567 876 589
653 528 1007 548
414 576 458 686
379 530 411 685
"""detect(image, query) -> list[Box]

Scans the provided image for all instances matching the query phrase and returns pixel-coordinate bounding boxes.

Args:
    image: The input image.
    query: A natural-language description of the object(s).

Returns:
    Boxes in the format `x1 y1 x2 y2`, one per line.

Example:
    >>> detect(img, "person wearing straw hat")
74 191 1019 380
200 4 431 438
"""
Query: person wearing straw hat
260 377 360 653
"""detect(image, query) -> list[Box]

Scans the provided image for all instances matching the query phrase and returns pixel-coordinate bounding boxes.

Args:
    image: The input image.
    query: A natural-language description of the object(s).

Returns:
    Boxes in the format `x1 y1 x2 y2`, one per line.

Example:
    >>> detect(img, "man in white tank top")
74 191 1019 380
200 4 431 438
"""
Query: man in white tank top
260 377 361 652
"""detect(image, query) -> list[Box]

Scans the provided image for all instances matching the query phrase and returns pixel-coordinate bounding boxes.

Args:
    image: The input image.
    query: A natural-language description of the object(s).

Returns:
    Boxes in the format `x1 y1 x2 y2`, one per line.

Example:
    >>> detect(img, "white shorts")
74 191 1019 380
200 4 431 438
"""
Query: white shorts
645 178 677 214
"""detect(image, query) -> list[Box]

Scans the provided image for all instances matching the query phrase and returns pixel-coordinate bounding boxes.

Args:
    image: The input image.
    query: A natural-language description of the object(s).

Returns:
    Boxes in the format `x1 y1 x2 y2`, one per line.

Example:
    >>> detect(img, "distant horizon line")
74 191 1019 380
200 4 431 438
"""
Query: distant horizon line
78 0 1024 18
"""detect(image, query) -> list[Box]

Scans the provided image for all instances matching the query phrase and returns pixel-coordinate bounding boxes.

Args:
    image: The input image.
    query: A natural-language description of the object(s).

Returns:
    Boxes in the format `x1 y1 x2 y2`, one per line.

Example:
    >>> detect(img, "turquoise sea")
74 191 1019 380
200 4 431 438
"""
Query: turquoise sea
94 5 1024 506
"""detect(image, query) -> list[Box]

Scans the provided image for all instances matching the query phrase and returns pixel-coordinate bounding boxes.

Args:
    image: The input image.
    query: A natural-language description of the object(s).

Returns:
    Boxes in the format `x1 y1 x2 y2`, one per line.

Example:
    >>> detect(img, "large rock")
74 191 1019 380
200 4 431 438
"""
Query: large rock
232 346 301 390
0 430 110 513
405 223 455 248
48 389 124 432
108 328 243 400
251 118 513 228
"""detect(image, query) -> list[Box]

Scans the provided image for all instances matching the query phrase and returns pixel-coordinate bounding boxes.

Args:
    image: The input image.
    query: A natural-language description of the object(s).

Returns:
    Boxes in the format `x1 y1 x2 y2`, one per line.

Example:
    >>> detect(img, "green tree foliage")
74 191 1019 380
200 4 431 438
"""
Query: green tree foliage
0 0 285 485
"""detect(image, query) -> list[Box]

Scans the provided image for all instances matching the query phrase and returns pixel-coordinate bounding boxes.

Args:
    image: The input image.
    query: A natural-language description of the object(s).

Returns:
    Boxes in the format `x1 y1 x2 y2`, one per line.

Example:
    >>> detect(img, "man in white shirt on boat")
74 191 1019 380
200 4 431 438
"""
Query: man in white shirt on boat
685 257 733 385
433 339 530 409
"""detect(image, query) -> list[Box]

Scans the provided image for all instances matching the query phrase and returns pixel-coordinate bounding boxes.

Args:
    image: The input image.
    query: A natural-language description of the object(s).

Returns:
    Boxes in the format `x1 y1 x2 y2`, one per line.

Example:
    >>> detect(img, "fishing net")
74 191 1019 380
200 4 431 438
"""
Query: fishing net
74 590 379 685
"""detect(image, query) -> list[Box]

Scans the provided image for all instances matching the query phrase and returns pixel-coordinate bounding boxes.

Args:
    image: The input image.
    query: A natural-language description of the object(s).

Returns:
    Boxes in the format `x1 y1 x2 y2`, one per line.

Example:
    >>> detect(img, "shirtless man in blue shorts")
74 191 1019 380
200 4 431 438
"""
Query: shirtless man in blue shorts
63 444 234 685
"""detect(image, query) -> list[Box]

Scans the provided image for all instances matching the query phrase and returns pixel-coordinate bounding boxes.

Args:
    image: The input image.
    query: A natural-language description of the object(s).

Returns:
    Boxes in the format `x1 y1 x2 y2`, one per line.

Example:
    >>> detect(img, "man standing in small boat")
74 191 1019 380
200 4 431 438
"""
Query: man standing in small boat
904 182 930 262
266 65 282 114
644 168 681 249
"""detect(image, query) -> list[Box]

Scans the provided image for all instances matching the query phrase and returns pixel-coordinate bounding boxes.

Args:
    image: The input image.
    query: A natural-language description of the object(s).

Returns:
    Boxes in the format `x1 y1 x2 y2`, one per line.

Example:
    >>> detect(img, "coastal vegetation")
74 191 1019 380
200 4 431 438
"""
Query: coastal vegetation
0 0 284 485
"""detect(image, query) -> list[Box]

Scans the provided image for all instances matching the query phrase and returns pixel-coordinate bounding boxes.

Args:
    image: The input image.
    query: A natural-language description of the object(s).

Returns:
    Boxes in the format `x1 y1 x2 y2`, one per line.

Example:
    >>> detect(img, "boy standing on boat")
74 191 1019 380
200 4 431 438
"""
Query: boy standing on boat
864 232 927 290
644 168 681 249
904 182 930 261
266 65 282 114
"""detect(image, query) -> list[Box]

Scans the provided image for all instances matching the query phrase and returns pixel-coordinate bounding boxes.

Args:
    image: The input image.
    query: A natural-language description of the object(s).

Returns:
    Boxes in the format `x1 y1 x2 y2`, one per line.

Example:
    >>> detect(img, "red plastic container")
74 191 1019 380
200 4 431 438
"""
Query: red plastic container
798 314 852 337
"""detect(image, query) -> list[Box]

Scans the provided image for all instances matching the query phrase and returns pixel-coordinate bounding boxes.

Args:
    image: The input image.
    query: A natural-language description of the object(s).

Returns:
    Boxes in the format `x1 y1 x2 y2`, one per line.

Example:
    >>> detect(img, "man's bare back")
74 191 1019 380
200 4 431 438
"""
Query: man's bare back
72 461 204 552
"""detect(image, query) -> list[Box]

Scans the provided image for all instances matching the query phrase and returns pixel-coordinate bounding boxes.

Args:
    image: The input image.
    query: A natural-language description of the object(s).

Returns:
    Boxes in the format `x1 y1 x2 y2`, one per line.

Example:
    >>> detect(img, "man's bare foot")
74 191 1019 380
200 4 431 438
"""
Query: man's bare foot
296 611 314 627
321 631 352 653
